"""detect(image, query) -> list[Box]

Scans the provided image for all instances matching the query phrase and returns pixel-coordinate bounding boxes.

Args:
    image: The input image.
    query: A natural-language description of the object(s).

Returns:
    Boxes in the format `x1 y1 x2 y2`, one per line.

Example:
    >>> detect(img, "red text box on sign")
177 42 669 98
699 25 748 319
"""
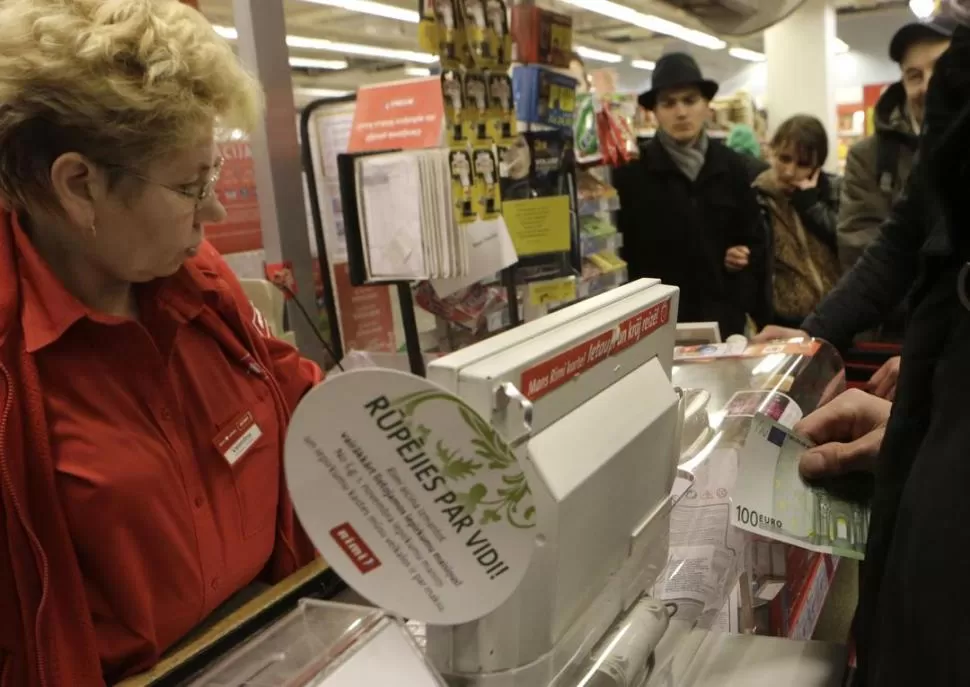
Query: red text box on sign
347 77 445 153
520 299 671 401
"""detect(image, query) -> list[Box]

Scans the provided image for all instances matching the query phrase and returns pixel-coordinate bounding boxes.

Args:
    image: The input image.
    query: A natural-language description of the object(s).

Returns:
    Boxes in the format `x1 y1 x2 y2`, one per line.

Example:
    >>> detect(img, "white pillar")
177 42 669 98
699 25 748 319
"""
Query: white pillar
764 0 838 170
232 0 327 364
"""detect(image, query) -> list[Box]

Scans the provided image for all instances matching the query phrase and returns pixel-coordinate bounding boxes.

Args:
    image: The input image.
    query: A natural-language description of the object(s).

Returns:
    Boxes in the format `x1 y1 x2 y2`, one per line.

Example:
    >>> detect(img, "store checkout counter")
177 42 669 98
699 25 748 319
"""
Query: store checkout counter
122 279 848 687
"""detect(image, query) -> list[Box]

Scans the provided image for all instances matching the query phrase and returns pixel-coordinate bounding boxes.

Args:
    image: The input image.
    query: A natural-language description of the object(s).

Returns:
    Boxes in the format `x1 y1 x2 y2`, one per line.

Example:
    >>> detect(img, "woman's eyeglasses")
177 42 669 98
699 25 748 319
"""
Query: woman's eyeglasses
103 157 225 209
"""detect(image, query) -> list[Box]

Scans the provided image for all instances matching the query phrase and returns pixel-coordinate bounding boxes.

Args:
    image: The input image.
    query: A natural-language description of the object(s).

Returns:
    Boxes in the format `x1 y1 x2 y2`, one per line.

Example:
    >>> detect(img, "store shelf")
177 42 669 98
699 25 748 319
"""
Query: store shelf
486 306 521 333
579 267 628 299
578 194 621 217
581 232 623 257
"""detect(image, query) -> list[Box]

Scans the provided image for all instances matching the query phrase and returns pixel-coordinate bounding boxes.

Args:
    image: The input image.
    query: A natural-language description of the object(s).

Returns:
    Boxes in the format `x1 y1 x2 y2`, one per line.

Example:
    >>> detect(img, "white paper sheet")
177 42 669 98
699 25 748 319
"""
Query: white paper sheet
429 217 518 297
653 448 746 626
357 154 427 280
315 110 354 179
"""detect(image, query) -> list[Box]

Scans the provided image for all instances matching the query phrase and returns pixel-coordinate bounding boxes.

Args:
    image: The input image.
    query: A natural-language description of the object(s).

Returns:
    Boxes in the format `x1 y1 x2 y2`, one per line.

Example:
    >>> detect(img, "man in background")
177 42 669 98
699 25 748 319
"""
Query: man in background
616 54 764 337
838 16 953 272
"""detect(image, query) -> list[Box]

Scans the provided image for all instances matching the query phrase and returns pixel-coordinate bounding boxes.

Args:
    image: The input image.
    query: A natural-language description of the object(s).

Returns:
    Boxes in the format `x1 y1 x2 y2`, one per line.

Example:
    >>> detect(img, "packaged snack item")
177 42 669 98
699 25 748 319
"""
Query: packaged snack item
512 65 577 131
527 130 572 197
460 0 490 66
484 0 511 65
449 148 476 222
463 71 490 142
472 146 502 219
418 0 439 54
442 69 468 145
435 0 463 67
415 281 507 333
487 72 516 143
574 93 600 163
510 6 572 67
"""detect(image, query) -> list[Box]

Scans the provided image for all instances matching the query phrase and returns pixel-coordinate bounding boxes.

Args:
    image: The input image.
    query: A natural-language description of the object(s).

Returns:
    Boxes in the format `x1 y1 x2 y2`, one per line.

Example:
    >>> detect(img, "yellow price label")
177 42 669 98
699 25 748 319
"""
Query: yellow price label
502 196 571 256
529 277 577 306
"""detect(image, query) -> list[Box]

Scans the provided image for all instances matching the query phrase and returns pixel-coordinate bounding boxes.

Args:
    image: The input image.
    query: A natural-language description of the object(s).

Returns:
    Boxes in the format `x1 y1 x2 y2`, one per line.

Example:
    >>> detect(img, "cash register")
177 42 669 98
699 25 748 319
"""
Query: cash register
183 279 847 687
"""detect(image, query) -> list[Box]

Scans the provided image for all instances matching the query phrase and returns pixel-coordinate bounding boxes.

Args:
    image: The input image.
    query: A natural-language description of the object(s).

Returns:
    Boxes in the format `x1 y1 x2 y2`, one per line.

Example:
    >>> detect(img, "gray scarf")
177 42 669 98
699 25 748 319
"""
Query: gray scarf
657 128 709 181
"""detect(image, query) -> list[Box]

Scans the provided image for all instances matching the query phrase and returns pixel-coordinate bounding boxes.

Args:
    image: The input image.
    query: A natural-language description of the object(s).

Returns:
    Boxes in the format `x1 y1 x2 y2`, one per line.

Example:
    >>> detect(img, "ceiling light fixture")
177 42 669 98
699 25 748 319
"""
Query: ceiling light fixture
294 87 353 99
213 25 436 64
300 0 420 23
288 56 349 70
630 59 656 70
728 47 766 62
834 38 850 54
575 45 624 63
559 0 726 50
909 0 935 19
405 66 432 77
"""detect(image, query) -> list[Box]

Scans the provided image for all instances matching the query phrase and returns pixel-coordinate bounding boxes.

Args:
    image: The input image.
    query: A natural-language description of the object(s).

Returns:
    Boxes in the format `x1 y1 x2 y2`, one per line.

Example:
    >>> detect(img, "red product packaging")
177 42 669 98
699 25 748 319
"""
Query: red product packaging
510 6 572 67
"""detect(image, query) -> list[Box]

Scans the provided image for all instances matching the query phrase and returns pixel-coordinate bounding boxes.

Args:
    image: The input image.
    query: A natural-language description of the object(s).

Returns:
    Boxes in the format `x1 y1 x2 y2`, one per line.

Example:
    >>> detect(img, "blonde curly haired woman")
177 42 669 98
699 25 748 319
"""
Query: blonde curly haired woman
0 1 321 684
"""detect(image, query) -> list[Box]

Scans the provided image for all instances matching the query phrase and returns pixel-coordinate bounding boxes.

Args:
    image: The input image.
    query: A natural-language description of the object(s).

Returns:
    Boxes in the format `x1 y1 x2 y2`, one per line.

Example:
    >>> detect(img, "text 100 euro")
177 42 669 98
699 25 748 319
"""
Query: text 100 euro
731 414 869 561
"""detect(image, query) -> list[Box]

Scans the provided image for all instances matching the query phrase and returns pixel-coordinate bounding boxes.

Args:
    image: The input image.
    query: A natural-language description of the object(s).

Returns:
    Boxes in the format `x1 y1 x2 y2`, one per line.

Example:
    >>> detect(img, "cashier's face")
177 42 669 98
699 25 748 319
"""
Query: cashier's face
654 86 708 144
47 131 226 282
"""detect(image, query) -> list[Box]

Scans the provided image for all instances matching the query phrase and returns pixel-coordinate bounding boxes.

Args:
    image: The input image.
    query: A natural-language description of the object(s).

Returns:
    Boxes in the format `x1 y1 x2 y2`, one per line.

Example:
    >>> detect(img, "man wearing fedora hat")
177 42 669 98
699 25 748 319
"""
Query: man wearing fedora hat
615 53 766 337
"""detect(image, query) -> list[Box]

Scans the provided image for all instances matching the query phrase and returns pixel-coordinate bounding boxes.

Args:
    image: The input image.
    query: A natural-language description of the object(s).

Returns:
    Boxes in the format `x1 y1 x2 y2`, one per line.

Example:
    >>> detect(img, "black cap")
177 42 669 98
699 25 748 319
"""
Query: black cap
638 53 718 111
889 15 957 63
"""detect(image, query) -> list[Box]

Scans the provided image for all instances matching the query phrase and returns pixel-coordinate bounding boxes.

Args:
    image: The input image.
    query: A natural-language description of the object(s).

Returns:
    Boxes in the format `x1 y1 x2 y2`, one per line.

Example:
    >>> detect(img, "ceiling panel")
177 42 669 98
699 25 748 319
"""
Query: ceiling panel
198 0 913 93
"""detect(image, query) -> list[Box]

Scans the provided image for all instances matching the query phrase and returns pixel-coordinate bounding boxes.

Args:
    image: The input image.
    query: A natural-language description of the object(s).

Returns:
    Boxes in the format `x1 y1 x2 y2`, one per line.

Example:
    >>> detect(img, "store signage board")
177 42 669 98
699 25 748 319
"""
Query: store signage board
520 299 672 401
348 78 445 153
332 261 397 352
285 369 537 624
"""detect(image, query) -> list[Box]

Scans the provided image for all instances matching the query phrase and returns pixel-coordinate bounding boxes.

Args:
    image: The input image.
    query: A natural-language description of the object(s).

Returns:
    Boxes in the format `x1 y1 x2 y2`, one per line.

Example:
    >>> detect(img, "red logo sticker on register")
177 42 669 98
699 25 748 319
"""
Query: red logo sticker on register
214 411 263 465
330 523 382 574
520 299 671 402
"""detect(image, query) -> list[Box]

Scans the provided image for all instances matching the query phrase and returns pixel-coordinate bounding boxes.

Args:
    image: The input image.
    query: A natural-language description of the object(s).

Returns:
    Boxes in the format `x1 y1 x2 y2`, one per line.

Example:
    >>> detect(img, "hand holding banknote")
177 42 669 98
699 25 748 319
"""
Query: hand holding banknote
794 389 891 479
733 412 876 560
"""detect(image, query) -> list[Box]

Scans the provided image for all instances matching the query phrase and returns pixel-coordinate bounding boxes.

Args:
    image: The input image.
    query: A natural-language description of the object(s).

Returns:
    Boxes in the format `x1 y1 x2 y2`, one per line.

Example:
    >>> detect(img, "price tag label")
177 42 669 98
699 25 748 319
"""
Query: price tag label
528 277 576 306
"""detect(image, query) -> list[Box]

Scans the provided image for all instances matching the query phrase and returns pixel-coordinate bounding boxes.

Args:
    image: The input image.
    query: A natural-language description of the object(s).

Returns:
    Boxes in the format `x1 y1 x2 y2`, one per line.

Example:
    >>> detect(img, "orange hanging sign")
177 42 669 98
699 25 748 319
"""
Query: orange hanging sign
347 77 445 153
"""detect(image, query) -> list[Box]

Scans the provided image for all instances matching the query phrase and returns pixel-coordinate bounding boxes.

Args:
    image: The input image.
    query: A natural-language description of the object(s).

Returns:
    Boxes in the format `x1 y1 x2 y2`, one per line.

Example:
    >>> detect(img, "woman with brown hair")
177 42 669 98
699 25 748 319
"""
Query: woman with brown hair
754 115 842 327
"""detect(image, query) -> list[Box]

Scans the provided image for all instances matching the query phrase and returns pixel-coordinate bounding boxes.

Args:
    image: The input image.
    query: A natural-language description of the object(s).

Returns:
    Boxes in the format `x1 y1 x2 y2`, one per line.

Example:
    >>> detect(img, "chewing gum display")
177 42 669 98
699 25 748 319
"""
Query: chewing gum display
488 72 516 143
449 148 477 223
442 69 468 146
435 0 464 67
463 71 490 143
472 146 502 219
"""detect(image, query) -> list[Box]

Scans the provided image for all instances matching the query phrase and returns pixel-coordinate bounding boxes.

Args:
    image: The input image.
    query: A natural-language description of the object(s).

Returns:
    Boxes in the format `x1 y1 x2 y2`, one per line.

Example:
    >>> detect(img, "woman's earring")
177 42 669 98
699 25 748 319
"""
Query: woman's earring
89 221 97 239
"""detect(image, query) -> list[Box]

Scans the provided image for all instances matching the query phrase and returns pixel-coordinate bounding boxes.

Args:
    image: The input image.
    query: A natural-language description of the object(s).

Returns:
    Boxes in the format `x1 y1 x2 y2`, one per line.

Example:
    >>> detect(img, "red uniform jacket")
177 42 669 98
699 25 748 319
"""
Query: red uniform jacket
0 213 320 687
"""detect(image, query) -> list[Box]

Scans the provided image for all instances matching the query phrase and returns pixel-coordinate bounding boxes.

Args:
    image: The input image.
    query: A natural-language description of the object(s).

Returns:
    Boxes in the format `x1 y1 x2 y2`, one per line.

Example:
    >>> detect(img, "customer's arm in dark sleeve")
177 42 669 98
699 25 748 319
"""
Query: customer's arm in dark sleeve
800 168 924 351
836 139 888 272
791 174 840 252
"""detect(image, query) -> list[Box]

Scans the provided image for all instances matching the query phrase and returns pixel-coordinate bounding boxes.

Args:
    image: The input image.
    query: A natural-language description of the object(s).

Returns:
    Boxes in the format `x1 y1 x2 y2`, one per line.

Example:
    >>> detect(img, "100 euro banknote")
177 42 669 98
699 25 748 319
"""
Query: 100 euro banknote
731 414 870 561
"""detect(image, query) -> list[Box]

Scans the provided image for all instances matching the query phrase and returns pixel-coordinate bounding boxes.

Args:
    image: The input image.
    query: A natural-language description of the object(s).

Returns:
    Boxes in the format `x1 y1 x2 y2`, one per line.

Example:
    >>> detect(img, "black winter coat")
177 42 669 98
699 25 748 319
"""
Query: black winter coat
614 138 766 337
845 25 970 686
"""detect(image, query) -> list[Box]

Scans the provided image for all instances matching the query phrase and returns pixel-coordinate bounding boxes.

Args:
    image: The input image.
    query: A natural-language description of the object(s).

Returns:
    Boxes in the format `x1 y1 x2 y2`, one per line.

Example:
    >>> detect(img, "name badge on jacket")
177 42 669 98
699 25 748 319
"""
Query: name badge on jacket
213 410 263 465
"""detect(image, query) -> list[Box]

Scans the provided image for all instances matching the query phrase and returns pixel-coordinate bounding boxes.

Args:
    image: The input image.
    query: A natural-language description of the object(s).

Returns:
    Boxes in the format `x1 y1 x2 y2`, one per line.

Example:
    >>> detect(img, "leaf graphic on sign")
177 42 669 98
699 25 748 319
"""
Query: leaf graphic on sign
389 388 536 530
436 440 482 480
455 483 488 515
480 509 502 525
